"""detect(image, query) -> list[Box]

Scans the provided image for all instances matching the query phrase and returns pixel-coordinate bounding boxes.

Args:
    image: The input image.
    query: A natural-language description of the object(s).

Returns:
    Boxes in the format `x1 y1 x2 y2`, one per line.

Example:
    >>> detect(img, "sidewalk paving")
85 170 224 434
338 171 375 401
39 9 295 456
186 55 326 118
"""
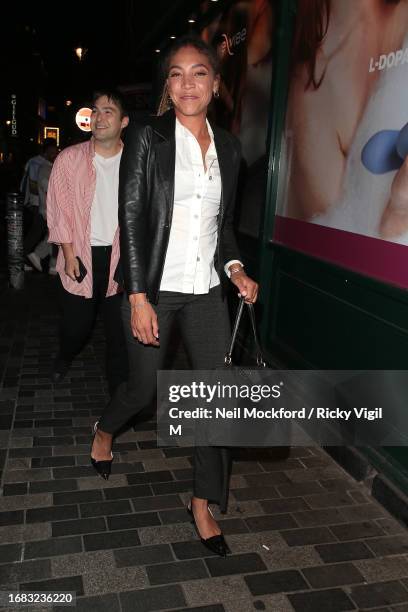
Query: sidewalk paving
0 273 407 612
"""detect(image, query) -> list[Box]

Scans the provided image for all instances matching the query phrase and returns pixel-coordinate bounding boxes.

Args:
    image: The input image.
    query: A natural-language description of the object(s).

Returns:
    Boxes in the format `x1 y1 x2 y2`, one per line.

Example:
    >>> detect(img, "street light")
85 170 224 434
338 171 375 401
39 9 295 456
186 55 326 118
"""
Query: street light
75 47 87 61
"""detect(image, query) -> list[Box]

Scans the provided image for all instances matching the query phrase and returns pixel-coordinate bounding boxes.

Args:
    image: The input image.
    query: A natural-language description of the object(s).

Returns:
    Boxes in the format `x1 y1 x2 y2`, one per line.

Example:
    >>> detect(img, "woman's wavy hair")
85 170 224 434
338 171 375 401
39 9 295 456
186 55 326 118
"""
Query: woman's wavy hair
157 35 220 116
293 0 401 90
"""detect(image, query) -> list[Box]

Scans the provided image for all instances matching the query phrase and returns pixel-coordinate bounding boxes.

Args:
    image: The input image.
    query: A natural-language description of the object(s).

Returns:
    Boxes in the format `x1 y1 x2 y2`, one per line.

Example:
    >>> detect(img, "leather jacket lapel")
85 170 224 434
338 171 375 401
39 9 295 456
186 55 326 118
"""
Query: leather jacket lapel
152 112 176 221
213 125 233 222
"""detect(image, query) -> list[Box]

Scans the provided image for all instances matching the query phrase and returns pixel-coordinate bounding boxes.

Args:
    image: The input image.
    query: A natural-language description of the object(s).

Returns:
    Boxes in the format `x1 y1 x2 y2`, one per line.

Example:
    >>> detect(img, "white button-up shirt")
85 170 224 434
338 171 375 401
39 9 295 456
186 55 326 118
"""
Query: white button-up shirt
160 118 222 294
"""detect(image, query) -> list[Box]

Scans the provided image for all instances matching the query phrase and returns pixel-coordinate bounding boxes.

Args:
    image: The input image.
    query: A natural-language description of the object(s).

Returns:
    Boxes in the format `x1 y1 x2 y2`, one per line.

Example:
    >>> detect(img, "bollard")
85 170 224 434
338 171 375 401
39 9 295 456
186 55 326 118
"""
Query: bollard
6 192 24 290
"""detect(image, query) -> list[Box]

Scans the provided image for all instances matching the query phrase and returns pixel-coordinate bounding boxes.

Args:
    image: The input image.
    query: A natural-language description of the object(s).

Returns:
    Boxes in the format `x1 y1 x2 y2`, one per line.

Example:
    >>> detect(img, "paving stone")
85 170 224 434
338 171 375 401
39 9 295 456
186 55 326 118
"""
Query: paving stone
301 562 365 588
0 559 51 585
147 559 208 585
293 508 345 527
51 550 115 577
0 510 24 526
82 564 148 595
143 457 192 472
315 541 374 563
376 517 405 535
77 474 129 490
4 468 52 483
329 520 385 541
355 556 408 582
303 491 357 509
79 499 132 518
0 543 22 564
366 535 408 556
55 593 120 612
26 504 78 523
107 511 161 530
288 588 355 611
349 580 408 608
259 498 310 515
53 490 103 506
29 479 78 494
83 529 141 551
281 526 337 547
182 576 252 607
114 544 174 567
151 479 194 495
131 494 183 512
31 456 75 468
245 514 298 532
260 543 322 571
138 523 196 546
338 503 386 522
0 493 52 511
24 536 82 559
119 584 186 611
244 473 292 487
52 517 106 537
159 508 192 525
206 553 267 577
20 575 84 596
126 470 174 485
2 483 28 496
103 484 152 500
0 523 51 544
223 594 293 612
244 569 308 595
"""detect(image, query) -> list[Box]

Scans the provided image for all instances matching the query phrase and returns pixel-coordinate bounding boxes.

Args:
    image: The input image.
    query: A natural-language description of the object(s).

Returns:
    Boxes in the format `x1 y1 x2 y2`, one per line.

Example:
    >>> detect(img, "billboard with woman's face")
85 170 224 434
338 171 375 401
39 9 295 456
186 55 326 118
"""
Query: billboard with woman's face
202 0 276 237
274 0 408 289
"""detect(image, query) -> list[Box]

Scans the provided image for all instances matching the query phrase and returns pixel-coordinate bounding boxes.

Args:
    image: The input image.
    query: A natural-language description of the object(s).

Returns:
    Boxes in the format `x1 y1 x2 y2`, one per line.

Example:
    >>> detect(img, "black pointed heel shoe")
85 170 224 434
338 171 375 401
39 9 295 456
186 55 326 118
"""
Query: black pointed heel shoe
90 421 113 481
187 501 230 557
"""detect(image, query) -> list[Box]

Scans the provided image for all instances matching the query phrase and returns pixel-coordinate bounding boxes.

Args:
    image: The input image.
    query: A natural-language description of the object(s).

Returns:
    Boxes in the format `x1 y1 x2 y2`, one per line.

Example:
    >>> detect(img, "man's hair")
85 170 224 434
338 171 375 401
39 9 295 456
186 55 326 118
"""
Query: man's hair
91 89 129 118
42 138 57 153
162 35 220 77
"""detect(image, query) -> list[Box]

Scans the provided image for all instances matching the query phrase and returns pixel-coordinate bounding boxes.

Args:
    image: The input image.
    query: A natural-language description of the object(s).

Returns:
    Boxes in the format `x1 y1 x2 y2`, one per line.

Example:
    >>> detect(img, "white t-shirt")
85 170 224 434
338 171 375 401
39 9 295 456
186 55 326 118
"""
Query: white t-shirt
90 150 122 246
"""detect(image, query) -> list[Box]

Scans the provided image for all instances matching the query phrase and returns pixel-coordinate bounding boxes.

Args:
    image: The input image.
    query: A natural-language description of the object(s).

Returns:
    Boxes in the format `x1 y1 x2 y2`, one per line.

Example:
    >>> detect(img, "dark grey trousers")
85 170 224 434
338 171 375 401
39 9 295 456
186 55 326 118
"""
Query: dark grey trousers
98 285 232 511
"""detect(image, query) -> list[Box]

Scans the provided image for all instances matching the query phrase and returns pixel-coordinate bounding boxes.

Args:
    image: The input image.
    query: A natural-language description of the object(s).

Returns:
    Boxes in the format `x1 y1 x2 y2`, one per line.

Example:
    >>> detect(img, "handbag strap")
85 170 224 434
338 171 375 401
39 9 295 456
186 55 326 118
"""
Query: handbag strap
225 299 266 367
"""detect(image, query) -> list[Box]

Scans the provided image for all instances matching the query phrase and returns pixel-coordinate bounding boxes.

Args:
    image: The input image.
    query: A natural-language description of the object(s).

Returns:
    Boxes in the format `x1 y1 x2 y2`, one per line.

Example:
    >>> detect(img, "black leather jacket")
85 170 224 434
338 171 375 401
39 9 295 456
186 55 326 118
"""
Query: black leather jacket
115 109 242 304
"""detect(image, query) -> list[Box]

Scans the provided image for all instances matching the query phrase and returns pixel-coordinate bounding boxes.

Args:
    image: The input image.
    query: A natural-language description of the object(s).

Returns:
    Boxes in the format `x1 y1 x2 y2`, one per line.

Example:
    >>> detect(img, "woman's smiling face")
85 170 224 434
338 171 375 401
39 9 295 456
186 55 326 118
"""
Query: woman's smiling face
167 45 219 118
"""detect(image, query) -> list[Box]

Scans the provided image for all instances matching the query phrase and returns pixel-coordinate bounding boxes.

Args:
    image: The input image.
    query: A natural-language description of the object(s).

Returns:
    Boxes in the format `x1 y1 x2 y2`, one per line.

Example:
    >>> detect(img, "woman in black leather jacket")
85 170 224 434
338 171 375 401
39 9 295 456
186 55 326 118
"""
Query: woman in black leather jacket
91 36 258 557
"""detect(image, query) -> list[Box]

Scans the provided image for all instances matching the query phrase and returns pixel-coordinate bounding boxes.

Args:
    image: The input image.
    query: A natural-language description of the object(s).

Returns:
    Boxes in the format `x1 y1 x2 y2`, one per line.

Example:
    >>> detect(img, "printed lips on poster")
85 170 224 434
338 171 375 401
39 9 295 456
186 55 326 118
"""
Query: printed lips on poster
201 0 276 238
274 0 408 289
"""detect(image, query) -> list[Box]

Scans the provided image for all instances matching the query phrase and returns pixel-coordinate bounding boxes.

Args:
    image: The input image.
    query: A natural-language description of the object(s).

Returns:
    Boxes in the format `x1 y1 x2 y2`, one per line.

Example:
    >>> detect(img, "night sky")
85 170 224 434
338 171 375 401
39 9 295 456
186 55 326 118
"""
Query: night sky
1 1 204 108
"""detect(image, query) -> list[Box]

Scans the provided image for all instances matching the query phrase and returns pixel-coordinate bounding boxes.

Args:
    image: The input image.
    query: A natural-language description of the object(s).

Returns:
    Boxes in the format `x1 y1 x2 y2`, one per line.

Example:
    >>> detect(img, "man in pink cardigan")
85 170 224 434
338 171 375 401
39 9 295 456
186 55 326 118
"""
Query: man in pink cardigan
47 89 129 394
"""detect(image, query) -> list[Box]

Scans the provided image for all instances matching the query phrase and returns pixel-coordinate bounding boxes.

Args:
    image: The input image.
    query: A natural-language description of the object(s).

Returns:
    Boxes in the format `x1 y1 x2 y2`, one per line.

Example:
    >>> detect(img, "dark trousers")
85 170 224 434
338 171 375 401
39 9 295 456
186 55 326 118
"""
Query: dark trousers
24 207 47 255
98 286 232 511
57 246 128 396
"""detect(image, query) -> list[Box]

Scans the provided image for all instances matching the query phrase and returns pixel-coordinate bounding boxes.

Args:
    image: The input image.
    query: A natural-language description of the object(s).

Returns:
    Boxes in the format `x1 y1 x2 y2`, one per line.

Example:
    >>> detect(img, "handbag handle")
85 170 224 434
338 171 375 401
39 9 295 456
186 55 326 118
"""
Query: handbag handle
225 299 266 367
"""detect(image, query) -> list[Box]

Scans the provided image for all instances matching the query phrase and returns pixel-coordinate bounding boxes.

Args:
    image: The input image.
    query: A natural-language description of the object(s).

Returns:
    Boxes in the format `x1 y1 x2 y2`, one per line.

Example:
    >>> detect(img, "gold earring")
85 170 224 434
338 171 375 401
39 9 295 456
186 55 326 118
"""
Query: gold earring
213 90 220 99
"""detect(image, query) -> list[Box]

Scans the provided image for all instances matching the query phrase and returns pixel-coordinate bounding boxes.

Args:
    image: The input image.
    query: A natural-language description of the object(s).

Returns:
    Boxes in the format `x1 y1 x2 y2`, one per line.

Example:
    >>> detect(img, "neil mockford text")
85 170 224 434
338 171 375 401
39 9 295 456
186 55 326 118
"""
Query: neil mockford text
167 407 382 421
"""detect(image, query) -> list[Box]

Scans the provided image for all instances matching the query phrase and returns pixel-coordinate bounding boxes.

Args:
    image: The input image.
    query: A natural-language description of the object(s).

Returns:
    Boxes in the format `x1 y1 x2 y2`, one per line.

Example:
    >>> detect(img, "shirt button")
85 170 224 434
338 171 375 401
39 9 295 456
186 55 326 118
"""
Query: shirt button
196 194 201 199
193 236 198 241
194 214 199 219
209 176 213 181
197 256 201 262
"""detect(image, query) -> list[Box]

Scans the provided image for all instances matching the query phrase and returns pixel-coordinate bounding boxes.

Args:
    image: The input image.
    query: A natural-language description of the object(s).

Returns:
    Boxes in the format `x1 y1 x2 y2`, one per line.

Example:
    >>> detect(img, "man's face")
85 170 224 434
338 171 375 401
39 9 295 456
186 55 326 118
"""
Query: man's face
90 95 128 143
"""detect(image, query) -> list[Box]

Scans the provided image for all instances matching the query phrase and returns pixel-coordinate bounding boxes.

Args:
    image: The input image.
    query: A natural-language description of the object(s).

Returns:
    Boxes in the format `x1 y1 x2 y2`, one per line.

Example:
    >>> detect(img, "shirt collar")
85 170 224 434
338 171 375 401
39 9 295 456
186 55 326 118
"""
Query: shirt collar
175 117 214 144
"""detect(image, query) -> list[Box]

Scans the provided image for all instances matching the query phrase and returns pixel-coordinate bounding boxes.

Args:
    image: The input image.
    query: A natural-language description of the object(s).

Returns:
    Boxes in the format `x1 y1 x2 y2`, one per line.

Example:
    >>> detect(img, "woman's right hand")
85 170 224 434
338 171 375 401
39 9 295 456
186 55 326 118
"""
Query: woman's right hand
129 294 159 346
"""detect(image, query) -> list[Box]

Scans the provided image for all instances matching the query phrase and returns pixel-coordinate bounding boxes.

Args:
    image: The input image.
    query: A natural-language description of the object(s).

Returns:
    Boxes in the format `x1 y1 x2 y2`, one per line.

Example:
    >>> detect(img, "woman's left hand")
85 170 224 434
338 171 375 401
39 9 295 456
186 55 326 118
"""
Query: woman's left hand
230 271 259 303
